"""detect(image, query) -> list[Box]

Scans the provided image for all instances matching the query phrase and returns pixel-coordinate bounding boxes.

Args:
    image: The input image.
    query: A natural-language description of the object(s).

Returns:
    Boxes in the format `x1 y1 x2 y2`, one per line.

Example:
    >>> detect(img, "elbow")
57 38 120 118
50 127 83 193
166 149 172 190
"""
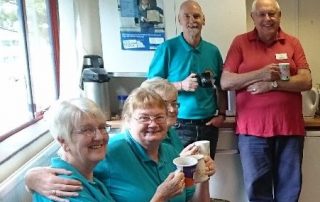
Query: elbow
220 78 234 91
220 72 231 91
305 79 313 91
220 80 228 91
303 75 313 91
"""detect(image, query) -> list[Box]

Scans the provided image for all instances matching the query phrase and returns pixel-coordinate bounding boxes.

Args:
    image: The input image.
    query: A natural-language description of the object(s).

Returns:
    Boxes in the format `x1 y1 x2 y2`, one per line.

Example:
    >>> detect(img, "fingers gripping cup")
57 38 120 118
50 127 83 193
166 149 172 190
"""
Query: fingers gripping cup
173 156 198 187
192 154 209 183
194 140 210 156
278 63 290 81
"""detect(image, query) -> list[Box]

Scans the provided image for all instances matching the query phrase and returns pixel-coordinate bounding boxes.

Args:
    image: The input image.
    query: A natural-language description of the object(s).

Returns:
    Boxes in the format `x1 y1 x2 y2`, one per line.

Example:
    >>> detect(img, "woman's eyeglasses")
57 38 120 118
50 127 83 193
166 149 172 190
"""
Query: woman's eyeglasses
134 115 167 124
73 124 111 137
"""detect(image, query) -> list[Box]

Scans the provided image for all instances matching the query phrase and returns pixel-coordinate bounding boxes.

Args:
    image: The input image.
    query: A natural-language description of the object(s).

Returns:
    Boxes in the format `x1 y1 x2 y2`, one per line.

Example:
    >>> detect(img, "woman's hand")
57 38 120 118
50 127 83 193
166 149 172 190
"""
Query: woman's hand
151 171 185 202
25 167 82 202
203 155 216 177
179 143 199 156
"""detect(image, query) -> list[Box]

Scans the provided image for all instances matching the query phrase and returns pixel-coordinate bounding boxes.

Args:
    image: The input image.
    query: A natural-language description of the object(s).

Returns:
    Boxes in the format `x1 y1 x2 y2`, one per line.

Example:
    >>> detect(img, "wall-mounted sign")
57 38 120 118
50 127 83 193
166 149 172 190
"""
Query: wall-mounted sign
118 0 165 51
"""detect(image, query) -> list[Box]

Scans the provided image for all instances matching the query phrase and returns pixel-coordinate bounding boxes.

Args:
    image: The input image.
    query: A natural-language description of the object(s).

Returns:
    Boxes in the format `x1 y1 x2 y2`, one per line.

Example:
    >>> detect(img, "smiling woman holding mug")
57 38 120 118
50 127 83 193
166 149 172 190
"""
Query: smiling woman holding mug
94 87 215 202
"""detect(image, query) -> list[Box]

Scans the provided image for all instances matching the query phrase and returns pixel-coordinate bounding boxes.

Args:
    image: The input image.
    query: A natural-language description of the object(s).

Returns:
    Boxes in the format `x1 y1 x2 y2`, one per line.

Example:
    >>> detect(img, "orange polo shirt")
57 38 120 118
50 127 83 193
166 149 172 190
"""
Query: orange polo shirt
224 28 309 137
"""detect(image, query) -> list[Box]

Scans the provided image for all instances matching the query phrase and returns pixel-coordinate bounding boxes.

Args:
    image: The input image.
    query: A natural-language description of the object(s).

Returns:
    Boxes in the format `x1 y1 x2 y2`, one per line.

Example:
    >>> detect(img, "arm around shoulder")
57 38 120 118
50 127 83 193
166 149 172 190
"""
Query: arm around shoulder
25 166 82 199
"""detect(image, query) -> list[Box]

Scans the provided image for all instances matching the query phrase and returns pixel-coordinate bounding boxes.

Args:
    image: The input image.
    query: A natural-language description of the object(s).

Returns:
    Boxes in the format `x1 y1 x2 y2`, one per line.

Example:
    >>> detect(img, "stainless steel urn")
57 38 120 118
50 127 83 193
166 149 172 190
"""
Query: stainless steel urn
80 55 111 120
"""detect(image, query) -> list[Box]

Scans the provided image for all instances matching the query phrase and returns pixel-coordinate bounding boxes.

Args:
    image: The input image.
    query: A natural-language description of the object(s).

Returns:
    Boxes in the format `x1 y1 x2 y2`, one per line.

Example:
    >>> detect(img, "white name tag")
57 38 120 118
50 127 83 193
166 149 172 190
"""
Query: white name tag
275 53 288 60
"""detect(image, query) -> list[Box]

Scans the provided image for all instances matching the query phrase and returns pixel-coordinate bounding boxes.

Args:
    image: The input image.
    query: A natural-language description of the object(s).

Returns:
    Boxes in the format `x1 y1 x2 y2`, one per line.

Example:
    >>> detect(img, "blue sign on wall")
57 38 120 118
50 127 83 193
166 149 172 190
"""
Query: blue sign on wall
120 31 165 51
118 0 165 51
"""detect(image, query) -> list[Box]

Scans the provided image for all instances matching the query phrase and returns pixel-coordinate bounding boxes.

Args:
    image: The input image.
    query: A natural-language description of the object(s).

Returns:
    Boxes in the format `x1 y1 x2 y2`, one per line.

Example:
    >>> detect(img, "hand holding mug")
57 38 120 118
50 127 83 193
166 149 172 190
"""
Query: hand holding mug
153 171 185 201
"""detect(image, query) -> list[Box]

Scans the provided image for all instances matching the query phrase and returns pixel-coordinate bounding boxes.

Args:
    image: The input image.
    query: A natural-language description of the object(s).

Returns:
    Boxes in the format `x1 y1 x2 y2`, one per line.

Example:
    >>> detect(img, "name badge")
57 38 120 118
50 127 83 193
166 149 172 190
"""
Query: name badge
275 53 288 60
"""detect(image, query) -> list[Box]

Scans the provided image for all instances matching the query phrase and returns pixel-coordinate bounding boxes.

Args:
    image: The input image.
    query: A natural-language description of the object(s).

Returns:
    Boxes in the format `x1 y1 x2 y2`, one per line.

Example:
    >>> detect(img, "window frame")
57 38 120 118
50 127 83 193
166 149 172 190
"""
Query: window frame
0 0 59 141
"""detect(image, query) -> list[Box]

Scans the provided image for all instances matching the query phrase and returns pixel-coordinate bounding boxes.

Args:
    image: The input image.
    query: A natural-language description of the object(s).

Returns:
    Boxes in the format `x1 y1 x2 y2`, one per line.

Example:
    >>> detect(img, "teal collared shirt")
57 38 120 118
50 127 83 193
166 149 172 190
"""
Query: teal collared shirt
162 127 184 153
32 157 115 202
94 130 195 202
148 33 223 119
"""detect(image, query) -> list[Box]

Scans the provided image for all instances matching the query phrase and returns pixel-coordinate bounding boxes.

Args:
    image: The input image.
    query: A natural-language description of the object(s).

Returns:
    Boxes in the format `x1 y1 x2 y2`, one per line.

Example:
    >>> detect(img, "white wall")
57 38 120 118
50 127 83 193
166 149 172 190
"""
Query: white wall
99 0 247 73
175 0 247 59
59 0 102 99
298 0 320 85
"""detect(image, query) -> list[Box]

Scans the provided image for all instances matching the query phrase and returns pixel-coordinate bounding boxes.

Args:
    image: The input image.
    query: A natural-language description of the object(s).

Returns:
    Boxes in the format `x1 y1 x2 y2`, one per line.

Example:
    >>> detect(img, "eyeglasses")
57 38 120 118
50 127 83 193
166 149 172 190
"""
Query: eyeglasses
165 101 180 109
255 11 277 18
134 115 167 124
73 124 111 137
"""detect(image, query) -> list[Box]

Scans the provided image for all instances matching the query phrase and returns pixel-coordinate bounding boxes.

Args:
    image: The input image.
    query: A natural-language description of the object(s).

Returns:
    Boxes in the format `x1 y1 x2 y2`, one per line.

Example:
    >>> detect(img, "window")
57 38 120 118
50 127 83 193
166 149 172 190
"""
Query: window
0 0 58 139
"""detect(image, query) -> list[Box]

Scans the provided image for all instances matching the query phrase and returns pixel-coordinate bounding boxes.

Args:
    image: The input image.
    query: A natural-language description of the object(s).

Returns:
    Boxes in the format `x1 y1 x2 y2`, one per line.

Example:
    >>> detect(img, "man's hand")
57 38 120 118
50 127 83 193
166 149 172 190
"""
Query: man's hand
181 73 199 91
206 116 225 127
258 63 280 81
25 167 82 202
247 81 274 94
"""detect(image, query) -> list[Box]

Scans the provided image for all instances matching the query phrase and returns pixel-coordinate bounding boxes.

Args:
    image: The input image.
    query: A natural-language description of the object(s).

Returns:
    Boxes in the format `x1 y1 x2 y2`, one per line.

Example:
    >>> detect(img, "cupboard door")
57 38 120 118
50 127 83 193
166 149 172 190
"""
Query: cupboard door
300 131 320 202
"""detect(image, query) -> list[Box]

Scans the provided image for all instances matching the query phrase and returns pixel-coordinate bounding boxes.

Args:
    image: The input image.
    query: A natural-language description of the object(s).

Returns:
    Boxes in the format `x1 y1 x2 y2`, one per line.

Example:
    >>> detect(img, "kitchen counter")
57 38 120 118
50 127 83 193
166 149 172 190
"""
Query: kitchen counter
107 117 320 130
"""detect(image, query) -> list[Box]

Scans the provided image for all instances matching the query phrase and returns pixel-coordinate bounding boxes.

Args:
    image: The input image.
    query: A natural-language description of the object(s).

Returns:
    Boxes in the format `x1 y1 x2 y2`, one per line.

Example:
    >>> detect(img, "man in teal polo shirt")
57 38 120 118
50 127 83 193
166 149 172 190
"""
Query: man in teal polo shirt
148 0 227 158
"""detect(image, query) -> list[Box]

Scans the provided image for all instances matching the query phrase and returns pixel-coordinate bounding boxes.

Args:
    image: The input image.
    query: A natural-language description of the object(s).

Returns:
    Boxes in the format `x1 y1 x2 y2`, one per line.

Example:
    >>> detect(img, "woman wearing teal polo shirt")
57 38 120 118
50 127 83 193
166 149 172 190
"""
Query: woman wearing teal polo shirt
30 98 115 202
94 87 215 201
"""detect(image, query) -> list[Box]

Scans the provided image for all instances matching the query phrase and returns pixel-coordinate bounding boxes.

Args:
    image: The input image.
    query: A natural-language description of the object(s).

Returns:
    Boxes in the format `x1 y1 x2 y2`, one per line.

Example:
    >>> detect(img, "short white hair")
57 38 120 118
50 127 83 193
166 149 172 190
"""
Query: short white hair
251 0 281 13
45 97 106 142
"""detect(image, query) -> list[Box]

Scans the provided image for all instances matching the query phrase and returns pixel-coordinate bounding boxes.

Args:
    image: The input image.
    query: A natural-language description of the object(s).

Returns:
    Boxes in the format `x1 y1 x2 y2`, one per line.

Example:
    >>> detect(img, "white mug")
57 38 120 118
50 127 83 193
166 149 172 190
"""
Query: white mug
194 140 210 155
278 63 290 81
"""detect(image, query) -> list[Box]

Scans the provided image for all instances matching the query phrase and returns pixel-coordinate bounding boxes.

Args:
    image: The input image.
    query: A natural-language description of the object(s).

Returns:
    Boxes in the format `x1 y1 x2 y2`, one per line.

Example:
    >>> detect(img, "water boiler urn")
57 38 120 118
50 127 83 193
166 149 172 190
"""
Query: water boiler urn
80 55 111 120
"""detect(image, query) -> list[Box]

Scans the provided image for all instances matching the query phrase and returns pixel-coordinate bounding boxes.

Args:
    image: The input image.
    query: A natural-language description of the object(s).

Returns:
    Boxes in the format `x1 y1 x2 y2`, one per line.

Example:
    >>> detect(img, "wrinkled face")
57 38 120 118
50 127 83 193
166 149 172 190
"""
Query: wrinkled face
178 2 205 38
161 92 178 127
251 0 281 41
129 107 168 148
65 117 108 168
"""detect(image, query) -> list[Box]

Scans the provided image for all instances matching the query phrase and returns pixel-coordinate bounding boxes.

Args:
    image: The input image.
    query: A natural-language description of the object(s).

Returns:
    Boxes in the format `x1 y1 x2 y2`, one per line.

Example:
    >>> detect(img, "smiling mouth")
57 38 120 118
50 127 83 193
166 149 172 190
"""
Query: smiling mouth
89 144 104 150
188 25 198 29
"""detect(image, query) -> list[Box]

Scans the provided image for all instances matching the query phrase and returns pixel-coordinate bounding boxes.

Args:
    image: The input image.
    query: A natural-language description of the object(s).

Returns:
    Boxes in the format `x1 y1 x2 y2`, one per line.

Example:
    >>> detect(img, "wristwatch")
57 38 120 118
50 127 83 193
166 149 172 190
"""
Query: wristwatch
271 81 278 89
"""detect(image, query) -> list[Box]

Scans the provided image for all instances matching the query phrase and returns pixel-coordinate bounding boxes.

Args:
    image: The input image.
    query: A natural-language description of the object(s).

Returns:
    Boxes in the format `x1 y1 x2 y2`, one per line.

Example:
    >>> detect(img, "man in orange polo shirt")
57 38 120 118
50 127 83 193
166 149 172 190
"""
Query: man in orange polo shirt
221 0 312 201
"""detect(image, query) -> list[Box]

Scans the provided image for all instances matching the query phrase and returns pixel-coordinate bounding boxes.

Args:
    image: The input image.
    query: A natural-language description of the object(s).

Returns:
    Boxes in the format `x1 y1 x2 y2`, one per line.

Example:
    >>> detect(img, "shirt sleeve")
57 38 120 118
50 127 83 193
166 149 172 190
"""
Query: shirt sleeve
292 38 309 69
148 44 168 78
223 36 243 73
214 49 224 88
185 186 196 200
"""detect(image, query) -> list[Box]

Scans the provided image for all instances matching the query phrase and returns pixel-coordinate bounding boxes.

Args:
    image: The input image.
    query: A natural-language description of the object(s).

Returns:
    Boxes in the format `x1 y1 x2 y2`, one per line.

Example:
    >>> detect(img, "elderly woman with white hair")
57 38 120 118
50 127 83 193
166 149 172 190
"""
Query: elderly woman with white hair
30 98 115 202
